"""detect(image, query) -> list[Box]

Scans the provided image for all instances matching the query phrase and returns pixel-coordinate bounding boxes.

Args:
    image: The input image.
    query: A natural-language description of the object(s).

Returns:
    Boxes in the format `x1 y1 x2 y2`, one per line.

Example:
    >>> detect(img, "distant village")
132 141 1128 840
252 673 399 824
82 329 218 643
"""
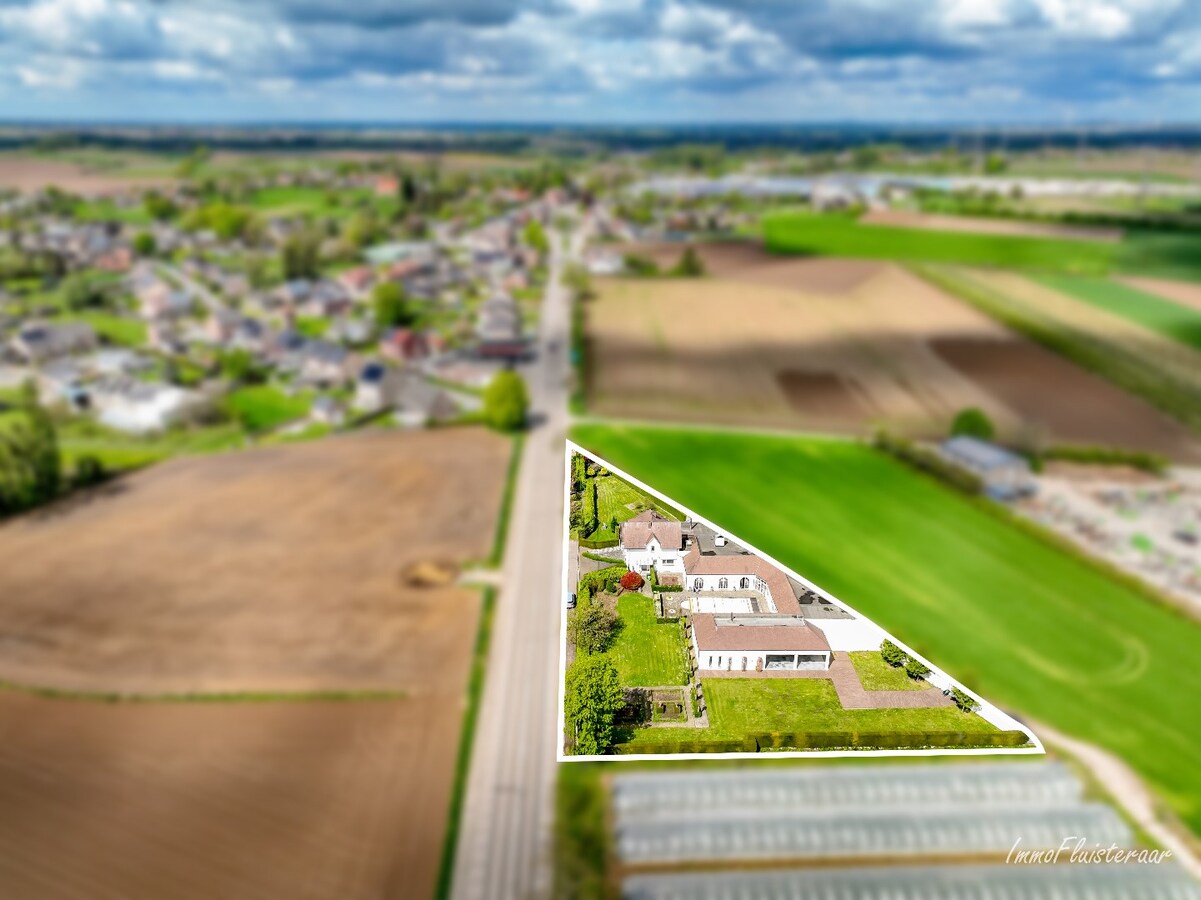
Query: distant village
0 162 571 443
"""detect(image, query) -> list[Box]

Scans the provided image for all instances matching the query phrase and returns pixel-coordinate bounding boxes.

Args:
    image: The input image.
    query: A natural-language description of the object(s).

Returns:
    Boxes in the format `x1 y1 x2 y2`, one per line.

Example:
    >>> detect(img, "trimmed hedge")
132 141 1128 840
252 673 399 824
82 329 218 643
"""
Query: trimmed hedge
1040 444 1168 475
750 729 1030 751
613 729 1030 754
873 430 983 495
578 535 619 549
614 737 756 755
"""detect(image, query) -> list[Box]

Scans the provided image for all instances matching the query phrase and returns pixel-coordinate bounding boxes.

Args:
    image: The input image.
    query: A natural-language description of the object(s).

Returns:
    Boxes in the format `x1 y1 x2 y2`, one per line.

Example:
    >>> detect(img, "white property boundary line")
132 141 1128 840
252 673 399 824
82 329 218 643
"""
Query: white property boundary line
556 438 1045 763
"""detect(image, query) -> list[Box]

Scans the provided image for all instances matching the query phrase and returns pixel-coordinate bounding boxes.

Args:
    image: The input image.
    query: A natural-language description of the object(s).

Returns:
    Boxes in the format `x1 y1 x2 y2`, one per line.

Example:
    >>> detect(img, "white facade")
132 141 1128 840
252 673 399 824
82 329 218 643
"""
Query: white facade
686 572 776 610
622 537 685 574
690 630 831 672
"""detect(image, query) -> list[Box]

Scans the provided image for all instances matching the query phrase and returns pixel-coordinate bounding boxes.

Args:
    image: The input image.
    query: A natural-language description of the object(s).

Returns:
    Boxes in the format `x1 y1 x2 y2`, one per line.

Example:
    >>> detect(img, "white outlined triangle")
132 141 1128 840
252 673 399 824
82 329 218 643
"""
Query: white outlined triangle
558 439 1043 761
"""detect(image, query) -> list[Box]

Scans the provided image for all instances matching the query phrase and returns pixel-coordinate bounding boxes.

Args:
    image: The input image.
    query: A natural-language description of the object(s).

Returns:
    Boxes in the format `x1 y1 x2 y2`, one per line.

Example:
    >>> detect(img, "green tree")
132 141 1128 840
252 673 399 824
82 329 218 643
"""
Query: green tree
372 281 415 328
904 657 931 680
523 218 549 255
60 273 108 311
132 231 156 256
219 349 266 385
568 602 618 655
483 370 529 432
281 230 322 281
670 245 704 277
950 407 996 441
143 191 178 221
564 654 625 755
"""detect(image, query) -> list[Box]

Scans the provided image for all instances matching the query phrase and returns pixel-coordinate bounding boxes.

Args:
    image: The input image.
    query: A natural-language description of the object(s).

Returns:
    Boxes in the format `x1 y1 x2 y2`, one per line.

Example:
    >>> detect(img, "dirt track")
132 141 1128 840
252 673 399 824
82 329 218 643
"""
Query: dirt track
1120 275 1201 314
861 209 1123 242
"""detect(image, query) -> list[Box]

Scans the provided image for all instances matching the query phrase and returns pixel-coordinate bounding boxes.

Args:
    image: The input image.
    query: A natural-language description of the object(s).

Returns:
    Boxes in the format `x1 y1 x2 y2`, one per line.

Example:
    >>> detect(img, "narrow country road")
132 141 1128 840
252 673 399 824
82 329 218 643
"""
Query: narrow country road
451 220 582 900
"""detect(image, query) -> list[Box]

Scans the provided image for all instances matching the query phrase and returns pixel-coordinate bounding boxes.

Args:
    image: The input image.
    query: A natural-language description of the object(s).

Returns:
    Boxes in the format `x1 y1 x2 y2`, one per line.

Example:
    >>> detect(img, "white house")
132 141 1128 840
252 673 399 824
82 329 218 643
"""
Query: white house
691 613 832 672
620 510 687 576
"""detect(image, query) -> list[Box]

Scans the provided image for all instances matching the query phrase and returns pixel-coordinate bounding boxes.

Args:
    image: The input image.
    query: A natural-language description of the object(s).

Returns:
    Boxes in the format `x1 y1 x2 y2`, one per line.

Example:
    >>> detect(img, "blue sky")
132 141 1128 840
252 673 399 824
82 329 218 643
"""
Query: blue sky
0 0 1198 124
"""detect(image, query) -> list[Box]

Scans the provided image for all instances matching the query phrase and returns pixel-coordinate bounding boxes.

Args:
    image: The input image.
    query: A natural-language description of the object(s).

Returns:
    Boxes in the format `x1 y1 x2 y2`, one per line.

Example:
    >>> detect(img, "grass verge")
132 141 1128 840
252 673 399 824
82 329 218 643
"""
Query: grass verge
434 586 496 900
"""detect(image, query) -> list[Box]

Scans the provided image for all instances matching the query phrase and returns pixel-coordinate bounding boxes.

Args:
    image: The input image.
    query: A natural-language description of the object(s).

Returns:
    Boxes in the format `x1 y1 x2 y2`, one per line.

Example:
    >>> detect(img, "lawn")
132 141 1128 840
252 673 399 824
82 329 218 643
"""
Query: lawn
850 651 927 691
57 418 247 472
571 423 1201 837
595 471 682 529
222 385 313 433
608 595 688 687
705 679 995 737
761 210 1201 280
59 311 147 347
244 186 397 220
1034 274 1201 353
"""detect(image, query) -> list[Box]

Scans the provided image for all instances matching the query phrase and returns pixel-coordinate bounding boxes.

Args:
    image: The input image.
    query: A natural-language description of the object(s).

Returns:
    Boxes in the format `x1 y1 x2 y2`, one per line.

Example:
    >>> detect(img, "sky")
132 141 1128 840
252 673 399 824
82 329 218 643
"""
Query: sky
0 0 1198 125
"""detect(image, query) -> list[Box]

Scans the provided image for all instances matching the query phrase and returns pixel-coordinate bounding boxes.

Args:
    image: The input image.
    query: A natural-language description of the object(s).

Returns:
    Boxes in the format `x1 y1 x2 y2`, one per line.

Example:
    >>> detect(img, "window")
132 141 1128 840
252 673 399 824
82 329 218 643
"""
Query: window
718 577 728 590
707 656 713 667
693 578 703 591
717 656 722 667
739 577 750 589
741 656 747 670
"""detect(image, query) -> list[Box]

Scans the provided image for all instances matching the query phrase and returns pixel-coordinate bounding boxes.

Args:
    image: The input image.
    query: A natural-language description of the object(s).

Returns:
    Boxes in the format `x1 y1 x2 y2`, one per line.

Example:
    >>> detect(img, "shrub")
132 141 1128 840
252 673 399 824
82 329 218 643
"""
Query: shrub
71 454 106 488
483 370 529 432
904 657 931 680
622 253 659 276
620 571 644 591
951 687 980 712
1040 444 1168 475
880 639 906 668
670 245 705 277
568 602 618 654
750 730 1029 751
951 407 996 440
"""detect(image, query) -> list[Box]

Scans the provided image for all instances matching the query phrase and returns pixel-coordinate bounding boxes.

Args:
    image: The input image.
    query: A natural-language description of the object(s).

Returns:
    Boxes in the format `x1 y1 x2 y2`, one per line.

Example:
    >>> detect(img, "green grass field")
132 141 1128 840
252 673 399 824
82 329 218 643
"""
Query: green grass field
243 186 397 220
571 422 1201 836
761 210 1201 280
850 651 927 691
1035 274 1201 353
58 311 146 347
608 596 688 687
222 385 313 432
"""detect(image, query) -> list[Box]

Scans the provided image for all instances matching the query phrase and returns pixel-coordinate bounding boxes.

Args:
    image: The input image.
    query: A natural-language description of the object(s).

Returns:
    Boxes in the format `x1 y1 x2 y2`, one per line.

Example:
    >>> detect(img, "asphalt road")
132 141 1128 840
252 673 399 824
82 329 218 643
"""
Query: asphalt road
451 222 580 900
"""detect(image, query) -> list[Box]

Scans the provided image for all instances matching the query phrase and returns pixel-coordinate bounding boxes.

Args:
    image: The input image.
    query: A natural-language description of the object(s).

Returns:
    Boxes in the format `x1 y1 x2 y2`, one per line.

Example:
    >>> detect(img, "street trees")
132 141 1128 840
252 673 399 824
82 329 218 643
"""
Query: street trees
483 370 529 432
564 654 624 755
373 281 416 329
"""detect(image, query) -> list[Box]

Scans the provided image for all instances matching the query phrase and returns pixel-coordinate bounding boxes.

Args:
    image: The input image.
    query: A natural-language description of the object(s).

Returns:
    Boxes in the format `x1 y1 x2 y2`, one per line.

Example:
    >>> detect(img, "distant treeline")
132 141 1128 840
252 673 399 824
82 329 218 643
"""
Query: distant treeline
5 122 1201 155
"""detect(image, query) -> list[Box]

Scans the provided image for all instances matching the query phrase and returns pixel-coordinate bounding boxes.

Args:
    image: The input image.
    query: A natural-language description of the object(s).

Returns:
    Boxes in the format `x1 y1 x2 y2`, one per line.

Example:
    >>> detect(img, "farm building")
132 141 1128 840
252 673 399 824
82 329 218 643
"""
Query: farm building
940 436 1036 501
691 614 831 672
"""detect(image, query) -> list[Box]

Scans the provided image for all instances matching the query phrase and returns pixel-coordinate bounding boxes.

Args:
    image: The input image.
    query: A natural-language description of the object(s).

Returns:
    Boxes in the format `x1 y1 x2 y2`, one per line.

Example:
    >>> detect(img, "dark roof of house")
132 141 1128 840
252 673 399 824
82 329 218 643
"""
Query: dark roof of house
692 614 831 653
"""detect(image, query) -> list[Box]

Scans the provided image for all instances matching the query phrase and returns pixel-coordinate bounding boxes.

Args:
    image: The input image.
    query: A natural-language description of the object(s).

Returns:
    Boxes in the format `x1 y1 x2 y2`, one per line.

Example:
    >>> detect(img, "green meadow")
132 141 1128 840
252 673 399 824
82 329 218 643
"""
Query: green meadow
1035 274 1201 353
761 210 1201 280
570 422 1201 837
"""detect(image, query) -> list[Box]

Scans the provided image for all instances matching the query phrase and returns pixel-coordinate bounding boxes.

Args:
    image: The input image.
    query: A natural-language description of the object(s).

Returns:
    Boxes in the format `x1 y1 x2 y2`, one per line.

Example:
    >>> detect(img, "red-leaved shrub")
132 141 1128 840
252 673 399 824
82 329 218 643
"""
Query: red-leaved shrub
620 571 644 591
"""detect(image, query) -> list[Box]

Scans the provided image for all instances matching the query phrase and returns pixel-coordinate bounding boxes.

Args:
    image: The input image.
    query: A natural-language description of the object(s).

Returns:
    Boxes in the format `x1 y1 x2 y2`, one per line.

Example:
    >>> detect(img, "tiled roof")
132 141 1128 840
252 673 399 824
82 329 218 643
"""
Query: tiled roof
692 614 831 653
621 510 683 551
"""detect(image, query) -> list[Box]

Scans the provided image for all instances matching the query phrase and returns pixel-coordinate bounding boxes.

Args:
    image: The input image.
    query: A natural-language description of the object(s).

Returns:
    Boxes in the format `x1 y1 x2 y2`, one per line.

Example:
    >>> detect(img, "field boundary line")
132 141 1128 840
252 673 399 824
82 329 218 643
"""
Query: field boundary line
0 680 406 703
